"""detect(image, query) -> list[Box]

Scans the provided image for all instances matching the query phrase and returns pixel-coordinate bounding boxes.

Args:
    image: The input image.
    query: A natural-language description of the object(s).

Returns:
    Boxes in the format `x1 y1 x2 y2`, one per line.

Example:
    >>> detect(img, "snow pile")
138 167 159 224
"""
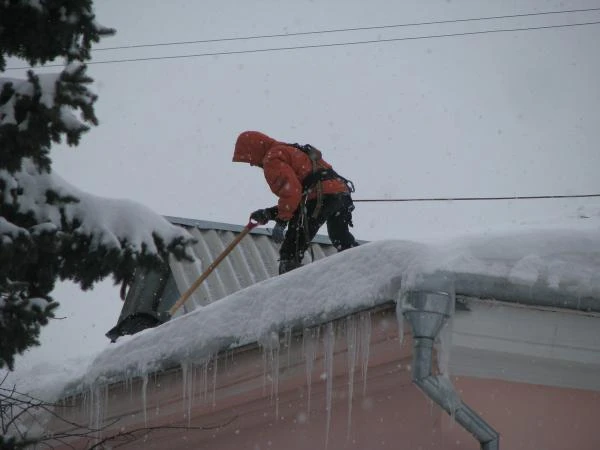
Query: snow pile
60 218 600 393
431 225 600 309
75 239 424 387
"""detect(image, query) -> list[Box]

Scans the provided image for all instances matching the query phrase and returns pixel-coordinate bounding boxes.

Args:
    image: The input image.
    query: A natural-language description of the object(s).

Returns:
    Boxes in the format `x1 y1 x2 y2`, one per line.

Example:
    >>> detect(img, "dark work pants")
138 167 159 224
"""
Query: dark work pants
279 193 358 264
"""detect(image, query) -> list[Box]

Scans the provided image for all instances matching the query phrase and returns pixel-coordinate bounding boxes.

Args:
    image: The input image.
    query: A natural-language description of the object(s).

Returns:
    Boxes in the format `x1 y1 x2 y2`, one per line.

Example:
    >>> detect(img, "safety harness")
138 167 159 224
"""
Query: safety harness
287 143 356 263
289 143 355 211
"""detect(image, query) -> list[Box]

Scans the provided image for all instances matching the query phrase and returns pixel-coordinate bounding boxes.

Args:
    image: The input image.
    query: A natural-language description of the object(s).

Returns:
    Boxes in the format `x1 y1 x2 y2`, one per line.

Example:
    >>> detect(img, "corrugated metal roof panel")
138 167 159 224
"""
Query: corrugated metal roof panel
109 218 342 338
169 224 338 313
165 215 335 245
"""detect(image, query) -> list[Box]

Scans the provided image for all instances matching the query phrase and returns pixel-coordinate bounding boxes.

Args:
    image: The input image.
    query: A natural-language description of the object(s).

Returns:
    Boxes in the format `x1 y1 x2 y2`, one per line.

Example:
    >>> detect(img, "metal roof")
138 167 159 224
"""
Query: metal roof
108 217 339 339
164 215 335 245
168 224 338 313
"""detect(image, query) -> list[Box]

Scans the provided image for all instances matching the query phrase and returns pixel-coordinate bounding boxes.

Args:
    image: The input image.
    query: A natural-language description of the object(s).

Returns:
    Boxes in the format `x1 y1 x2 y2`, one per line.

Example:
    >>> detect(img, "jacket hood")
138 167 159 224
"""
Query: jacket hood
233 131 278 165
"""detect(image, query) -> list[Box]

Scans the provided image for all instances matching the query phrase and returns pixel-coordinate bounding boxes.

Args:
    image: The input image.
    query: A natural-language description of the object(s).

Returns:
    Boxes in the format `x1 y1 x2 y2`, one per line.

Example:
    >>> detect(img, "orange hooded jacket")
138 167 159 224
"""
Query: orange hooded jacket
233 131 348 221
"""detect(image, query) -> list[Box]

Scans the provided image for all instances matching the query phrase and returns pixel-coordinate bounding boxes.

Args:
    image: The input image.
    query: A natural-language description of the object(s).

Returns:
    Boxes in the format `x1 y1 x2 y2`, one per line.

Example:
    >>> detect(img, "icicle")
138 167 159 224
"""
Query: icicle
83 389 89 426
201 360 209 403
260 331 281 420
87 386 94 430
182 361 188 415
346 316 358 441
97 384 105 438
302 327 318 417
88 384 106 438
82 389 88 417
262 347 268 395
436 374 462 425
81 389 89 430
324 322 335 448
211 356 218 408
271 343 281 419
284 327 293 368
358 312 372 395
127 375 134 401
187 367 194 425
104 386 109 424
181 362 193 425
141 374 149 427
436 296 455 376
396 297 406 348
192 364 198 406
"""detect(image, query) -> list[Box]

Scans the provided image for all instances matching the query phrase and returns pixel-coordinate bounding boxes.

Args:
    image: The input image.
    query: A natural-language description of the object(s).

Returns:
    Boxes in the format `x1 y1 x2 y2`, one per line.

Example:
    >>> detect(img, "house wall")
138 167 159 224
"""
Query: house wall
51 307 600 449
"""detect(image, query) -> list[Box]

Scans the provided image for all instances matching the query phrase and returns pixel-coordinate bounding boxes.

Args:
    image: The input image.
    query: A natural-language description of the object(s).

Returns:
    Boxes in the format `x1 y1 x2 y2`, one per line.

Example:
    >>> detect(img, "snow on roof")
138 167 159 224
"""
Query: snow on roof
59 217 600 398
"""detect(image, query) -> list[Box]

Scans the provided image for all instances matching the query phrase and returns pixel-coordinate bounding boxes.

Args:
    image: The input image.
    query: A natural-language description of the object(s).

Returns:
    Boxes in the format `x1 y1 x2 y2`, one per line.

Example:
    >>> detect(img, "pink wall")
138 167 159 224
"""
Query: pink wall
52 309 600 449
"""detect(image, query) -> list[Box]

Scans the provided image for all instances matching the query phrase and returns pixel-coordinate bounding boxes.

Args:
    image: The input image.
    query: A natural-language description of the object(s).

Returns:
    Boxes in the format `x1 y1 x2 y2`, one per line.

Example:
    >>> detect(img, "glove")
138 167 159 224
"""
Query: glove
250 206 278 225
271 220 287 244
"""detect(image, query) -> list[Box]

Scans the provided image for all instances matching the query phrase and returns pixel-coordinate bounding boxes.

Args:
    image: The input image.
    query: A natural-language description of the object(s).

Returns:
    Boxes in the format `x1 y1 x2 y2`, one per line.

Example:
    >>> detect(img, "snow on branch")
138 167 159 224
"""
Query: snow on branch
0 217 28 242
1 158 196 264
0 0 116 71
0 64 98 172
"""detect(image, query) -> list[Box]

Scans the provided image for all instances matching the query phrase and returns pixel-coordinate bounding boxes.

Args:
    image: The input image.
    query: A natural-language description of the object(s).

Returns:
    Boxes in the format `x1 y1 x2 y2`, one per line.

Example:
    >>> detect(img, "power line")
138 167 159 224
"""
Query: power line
5 20 600 70
93 7 600 52
353 194 600 203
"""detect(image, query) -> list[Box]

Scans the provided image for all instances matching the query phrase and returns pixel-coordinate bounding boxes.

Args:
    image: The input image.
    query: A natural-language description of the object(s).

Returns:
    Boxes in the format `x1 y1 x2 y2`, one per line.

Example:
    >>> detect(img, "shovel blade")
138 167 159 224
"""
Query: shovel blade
105 312 166 342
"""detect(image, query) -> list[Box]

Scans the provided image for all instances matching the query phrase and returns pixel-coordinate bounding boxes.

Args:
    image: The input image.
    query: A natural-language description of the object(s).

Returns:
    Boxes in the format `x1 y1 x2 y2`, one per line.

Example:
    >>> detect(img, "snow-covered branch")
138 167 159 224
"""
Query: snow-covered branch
0 0 116 70
1 158 196 266
0 64 98 172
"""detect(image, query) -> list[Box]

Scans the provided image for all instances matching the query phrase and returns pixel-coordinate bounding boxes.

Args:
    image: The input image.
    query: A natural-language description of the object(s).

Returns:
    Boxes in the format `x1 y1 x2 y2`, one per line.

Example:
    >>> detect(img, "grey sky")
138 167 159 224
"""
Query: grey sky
6 0 600 368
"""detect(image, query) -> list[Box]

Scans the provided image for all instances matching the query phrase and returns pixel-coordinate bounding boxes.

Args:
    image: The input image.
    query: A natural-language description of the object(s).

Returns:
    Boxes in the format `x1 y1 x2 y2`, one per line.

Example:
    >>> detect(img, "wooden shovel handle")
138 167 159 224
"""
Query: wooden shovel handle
168 221 258 316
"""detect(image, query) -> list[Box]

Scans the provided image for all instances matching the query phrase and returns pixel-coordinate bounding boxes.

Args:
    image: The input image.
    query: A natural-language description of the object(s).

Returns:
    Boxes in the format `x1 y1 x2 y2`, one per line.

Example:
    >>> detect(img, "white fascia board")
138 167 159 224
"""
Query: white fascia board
450 299 600 391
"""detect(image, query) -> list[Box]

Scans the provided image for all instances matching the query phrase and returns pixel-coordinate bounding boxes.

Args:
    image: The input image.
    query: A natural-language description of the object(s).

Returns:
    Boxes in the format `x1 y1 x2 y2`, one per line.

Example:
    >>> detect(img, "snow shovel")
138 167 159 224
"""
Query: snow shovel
167 219 258 317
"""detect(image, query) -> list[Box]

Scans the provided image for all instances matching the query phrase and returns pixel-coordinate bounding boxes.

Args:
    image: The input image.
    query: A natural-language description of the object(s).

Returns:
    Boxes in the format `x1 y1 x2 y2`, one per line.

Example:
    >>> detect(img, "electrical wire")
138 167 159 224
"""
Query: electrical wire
3 10 599 207
4 20 600 70
93 7 600 52
352 194 600 203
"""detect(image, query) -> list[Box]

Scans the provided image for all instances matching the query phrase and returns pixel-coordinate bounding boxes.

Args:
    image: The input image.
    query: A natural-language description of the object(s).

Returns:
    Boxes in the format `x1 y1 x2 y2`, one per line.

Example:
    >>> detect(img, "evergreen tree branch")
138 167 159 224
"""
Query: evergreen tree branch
0 0 196 375
0 0 115 71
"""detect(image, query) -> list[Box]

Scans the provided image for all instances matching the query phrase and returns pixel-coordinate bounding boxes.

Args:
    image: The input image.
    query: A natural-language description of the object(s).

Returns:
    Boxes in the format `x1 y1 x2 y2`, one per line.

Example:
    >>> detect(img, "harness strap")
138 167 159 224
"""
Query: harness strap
295 200 314 263
288 141 356 219
301 168 355 195
311 159 324 219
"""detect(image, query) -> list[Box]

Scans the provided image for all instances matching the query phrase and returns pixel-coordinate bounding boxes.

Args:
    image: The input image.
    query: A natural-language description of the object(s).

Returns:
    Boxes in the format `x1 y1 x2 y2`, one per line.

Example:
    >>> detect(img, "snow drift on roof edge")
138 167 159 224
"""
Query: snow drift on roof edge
67 222 600 394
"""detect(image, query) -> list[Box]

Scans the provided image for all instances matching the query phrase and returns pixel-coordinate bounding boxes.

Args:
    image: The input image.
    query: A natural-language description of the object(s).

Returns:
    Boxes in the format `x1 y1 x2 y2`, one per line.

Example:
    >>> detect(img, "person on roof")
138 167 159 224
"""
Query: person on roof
233 130 359 274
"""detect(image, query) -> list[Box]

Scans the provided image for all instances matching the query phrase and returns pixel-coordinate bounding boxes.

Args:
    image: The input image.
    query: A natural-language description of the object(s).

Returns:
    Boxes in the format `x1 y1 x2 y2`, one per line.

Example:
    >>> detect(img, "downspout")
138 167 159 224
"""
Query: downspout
402 277 500 450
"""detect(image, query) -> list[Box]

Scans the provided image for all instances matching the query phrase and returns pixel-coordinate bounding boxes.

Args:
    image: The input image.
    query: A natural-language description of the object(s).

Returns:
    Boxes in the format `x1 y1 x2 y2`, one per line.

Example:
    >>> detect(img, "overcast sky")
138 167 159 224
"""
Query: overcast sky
5 0 600 371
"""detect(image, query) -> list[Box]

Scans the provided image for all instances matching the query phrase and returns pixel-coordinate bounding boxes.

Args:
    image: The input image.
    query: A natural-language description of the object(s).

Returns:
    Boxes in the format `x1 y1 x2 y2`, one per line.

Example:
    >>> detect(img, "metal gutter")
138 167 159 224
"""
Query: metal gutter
403 273 500 450
454 272 600 313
